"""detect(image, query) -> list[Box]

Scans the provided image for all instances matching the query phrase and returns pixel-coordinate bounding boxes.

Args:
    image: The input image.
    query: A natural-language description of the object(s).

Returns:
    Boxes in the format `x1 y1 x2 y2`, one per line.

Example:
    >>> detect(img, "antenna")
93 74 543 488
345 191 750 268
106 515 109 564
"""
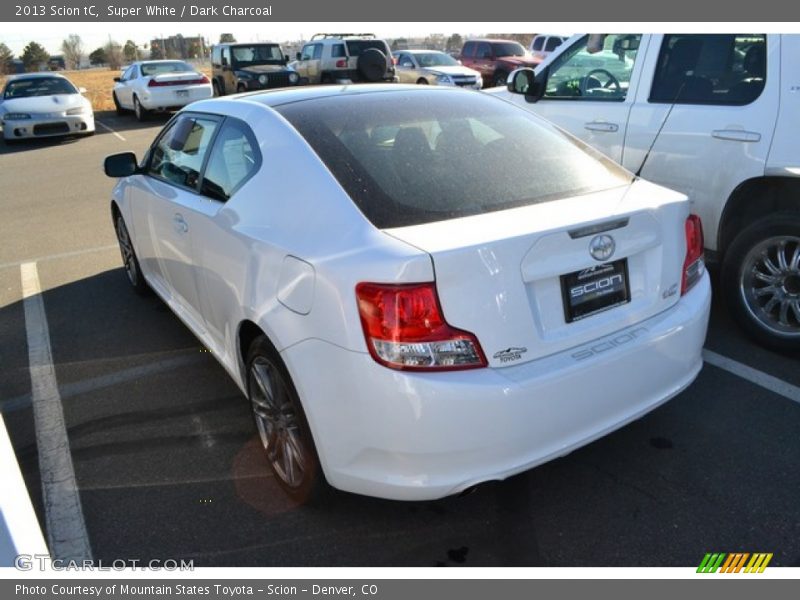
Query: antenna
634 80 685 178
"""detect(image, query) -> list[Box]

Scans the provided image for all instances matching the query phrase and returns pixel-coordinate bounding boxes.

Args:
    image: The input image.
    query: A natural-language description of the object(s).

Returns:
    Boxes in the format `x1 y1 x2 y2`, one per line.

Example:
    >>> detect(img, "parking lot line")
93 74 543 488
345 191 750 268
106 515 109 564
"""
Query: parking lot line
95 120 126 141
20 261 93 562
703 349 800 405
0 244 117 271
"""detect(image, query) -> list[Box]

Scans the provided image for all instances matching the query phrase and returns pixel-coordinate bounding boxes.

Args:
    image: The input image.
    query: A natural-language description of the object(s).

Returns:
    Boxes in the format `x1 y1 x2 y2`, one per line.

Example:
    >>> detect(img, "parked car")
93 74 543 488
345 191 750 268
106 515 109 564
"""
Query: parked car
103 85 710 502
459 38 539 88
211 43 300 96
393 50 482 89
112 60 212 122
529 34 569 63
500 33 800 350
292 33 397 84
1 73 94 142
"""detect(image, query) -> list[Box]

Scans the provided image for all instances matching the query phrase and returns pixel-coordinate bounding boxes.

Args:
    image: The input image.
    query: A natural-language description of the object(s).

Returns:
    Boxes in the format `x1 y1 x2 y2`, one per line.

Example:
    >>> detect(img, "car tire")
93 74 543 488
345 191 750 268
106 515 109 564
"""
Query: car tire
112 92 125 115
212 80 222 96
493 70 509 88
721 212 800 351
357 48 389 83
113 212 149 295
133 96 148 122
237 83 247 93
246 336 328 504
416 78 429 85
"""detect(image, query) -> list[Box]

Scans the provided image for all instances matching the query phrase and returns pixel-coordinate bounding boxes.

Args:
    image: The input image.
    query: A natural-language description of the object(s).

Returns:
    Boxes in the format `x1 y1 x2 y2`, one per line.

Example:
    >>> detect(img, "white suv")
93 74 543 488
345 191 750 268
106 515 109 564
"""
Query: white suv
499 33 800 350
292 33 397 85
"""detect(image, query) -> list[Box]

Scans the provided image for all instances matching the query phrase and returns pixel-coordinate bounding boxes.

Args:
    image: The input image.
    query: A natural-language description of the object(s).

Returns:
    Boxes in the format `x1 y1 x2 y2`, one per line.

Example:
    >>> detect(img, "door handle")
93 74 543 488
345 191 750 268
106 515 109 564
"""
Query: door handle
584 121 619 133
712 129 761 142
173 214 188 234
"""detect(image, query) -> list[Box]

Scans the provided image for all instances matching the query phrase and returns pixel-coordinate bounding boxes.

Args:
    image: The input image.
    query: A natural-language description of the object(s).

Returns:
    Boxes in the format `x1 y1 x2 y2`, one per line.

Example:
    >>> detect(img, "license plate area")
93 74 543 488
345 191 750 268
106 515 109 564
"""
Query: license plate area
175 90 189 98
561 259 630 323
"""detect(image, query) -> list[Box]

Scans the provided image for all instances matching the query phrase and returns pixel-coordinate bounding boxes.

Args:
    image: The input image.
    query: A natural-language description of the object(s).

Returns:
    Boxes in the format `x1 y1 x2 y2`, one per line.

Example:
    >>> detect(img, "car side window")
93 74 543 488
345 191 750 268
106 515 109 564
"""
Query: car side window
331 44 346 58
300 44 315 61
545 37 563 52
148 116 219 191
313 44 323 60
477 43 492 59
649 34 767 105
399 54 414 68
462 42 475 58
532 37 544 52
121 66 134 81
544 34 642 101
200 119 261 202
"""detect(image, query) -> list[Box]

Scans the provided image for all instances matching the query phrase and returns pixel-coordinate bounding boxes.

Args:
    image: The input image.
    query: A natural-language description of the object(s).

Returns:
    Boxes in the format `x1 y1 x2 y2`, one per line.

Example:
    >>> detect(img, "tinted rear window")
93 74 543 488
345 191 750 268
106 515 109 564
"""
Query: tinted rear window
276 90 630 228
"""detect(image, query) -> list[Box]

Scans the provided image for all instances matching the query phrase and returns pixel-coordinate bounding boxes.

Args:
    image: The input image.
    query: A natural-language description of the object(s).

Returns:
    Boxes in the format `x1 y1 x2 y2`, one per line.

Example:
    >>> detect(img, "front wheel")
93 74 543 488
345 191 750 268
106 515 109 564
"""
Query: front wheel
722 212 800 351
246 337 327 503
114 213 149 295
493 70 509 88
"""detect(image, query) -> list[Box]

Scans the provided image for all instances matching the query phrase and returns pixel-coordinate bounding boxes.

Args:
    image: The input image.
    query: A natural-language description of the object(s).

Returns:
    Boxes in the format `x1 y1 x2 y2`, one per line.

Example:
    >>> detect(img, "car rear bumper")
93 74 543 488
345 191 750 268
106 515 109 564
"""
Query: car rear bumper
3 113 95 140
281 272 711 501
138 85 213 110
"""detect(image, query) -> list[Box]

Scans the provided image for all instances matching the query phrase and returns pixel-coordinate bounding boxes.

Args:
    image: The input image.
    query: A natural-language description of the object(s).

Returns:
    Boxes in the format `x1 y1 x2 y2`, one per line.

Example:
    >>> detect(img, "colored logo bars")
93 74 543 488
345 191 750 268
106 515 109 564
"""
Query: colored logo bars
697 553 773 573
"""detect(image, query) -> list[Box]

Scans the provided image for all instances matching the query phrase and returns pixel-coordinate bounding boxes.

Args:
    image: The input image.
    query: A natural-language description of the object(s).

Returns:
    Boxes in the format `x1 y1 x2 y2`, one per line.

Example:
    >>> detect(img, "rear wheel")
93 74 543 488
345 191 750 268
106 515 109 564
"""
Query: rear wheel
722 212 800 351
133 96 148 122
112 91 125 115
237 83 247 93
114 213 149 295
246 337 327 503
212 80 222 96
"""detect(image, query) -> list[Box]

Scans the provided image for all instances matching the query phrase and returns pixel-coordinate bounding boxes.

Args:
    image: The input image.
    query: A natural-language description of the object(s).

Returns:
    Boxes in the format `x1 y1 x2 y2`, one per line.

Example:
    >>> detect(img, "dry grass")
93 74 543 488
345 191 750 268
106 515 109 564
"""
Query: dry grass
1 66 212 112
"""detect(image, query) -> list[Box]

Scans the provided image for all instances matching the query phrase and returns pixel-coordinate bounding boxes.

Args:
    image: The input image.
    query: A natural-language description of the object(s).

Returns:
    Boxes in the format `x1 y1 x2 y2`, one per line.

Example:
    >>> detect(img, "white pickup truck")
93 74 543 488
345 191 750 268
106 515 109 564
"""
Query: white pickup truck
494 33 800 351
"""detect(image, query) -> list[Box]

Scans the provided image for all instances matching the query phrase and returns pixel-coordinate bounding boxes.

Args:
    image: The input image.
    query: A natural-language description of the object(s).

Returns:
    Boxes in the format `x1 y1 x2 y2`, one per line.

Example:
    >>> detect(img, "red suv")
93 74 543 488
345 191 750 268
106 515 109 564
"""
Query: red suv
460 39 539 88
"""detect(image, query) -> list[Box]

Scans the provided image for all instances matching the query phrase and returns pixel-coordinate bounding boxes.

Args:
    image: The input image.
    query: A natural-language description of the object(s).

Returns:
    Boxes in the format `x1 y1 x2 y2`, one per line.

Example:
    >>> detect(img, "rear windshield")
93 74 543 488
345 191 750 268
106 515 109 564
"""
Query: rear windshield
276 90 631 228
141 61 194 76
346 40 389 56
4 77 77 98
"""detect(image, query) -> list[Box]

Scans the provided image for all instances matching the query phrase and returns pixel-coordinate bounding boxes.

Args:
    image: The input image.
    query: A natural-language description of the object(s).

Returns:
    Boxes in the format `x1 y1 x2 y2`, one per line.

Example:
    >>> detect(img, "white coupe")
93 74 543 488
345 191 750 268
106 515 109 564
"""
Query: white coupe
1 73 94 141
112 60 213 121
103 85 711 502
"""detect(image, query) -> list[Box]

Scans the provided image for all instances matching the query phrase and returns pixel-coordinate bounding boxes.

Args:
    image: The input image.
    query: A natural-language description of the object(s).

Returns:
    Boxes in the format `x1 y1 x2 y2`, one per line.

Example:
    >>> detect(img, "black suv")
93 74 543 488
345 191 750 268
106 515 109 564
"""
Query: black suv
211 43 300 95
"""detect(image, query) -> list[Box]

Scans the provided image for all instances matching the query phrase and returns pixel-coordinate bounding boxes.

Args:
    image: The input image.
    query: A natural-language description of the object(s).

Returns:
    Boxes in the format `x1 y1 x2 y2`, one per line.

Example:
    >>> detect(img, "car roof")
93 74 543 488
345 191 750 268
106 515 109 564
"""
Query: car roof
403 49 447 54
217 42 280 46
4 72 69 82
466 38 520 44
192 84 464 111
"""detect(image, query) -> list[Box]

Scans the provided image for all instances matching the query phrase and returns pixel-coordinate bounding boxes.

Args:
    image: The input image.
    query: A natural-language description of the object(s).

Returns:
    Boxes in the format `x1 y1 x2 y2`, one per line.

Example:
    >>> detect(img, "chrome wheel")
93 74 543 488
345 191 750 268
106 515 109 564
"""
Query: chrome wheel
115 216 138 286
249 357 307 489
740 235 800 337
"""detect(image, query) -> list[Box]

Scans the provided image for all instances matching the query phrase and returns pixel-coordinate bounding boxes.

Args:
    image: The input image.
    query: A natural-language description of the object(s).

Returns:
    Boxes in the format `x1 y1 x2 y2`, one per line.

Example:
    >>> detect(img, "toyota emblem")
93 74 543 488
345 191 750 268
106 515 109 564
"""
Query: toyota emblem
589 234 615 262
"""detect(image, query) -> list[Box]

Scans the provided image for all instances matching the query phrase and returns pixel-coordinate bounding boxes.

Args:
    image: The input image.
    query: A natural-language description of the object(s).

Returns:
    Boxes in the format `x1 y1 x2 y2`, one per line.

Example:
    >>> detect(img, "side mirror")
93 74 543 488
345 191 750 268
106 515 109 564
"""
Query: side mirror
284 54 289 63
113 77 121 83
508 67 547 103
104 152 139 178
296 52 302 61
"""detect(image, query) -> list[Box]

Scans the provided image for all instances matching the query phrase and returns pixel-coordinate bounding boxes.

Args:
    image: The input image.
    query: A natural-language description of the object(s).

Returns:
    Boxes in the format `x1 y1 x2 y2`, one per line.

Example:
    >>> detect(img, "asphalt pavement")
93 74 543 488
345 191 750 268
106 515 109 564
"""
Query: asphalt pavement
1 112 799 567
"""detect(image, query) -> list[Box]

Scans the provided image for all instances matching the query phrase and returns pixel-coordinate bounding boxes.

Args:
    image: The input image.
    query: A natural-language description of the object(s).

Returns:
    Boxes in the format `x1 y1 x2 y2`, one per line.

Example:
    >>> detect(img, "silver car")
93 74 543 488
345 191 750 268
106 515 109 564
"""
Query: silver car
393 50 482 89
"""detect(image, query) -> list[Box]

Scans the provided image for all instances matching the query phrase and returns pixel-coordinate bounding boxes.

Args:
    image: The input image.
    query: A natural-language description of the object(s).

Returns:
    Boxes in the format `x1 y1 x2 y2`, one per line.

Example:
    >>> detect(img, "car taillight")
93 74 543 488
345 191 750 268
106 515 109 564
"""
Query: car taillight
682 214 705 295
148 75 210 87
335 59 347 68
356 282 487 371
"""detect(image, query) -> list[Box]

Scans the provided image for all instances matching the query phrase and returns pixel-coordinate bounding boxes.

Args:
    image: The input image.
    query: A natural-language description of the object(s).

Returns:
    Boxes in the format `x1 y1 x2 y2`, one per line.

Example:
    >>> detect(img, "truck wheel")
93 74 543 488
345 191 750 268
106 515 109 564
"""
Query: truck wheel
721 212 800 351
493 71 509 88
213 80 222 96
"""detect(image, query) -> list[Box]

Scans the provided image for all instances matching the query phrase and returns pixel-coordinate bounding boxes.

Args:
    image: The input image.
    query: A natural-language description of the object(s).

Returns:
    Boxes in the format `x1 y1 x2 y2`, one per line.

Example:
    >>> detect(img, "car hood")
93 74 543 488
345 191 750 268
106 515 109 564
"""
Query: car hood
496 56 539 67
424 65 480 77
1 94 88 114
237 64 292 74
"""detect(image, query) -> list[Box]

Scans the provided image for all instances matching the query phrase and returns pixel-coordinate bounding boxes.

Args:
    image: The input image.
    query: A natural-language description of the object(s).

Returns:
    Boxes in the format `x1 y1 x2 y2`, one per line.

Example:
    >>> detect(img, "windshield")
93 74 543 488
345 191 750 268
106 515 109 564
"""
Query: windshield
493 42 526 57
4 77 78 98
141 61 195 76
276 90 631 228
414 52 459 67
231 45 284 65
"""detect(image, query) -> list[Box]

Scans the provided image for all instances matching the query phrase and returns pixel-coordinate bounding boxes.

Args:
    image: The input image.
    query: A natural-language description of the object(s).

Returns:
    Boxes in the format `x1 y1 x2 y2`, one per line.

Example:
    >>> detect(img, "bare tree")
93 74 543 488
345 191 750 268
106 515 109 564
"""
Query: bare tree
104 40 123 70
0 42 13 75
61 34 83 70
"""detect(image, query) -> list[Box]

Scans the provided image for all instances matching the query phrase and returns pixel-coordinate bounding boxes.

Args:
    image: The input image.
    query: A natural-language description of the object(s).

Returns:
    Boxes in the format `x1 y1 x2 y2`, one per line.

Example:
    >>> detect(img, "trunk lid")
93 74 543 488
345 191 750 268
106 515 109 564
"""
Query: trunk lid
384 179 689 368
